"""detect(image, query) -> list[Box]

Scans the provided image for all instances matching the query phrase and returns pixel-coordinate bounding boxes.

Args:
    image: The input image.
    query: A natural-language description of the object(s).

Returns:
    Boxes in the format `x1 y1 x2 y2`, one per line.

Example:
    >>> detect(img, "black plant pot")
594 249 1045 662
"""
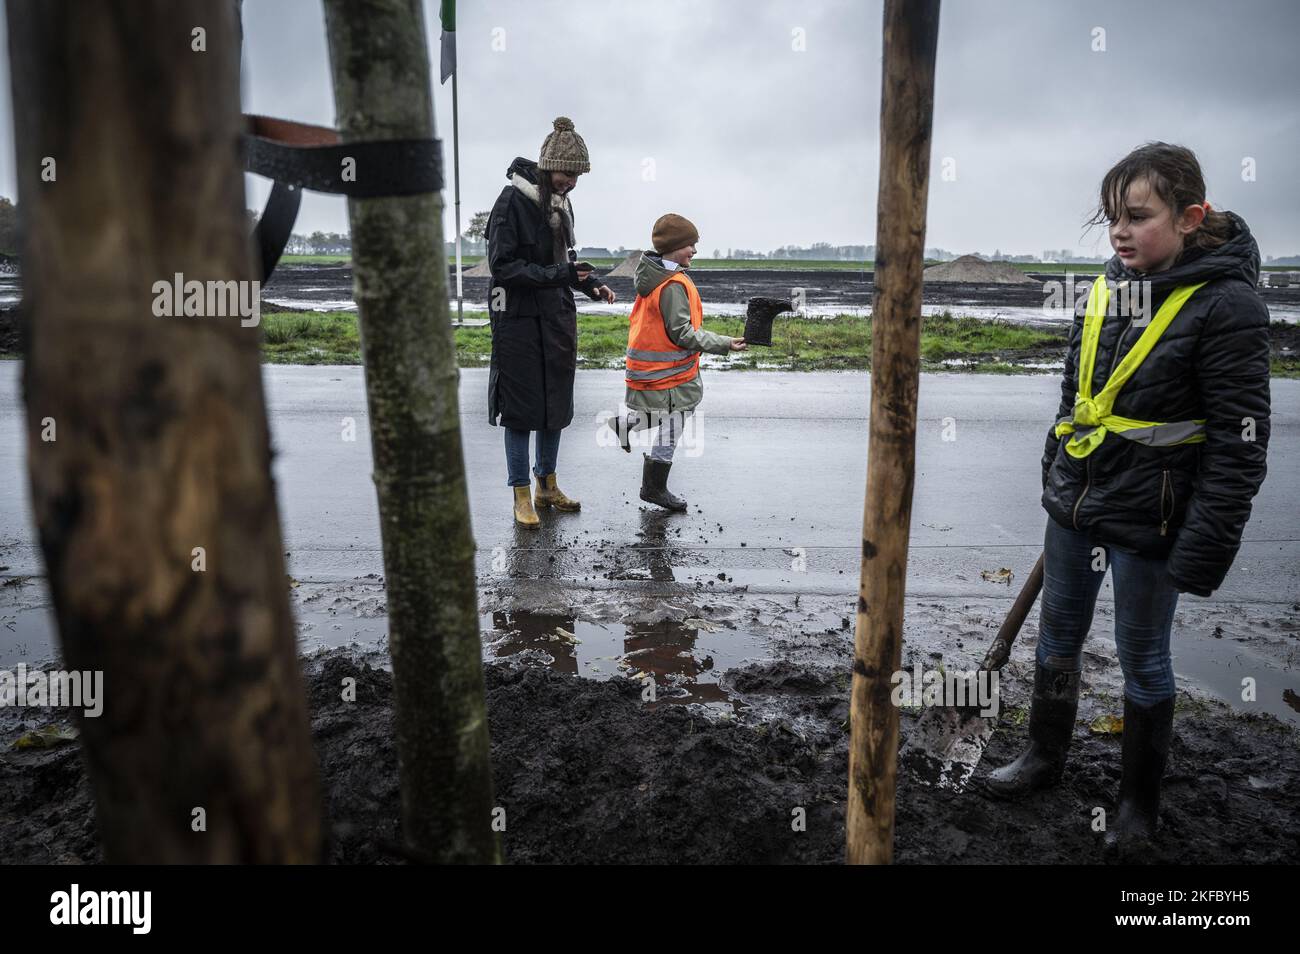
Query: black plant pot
743 297 792 347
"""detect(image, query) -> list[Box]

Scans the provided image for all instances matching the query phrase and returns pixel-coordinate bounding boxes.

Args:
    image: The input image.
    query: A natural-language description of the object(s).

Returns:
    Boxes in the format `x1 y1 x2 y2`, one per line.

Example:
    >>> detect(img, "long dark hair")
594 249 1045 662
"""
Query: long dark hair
1085 142 1234 255
535 170 568 250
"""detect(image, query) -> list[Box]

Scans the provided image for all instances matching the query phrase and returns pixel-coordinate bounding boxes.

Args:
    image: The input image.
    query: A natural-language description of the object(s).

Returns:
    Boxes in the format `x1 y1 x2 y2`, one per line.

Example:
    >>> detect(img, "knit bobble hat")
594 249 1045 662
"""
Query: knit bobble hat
651 213 699 255
538 117 591 174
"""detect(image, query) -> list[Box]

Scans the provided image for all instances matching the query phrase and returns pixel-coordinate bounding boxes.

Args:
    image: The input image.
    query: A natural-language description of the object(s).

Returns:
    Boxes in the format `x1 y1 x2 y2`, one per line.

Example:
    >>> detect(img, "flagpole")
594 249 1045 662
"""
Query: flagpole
452 48 463 325
441 0 463 326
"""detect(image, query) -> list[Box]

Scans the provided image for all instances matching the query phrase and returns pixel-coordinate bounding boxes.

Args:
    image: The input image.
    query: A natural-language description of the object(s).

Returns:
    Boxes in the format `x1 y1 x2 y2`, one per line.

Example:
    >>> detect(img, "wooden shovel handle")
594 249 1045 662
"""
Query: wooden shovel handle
980 553 1045 672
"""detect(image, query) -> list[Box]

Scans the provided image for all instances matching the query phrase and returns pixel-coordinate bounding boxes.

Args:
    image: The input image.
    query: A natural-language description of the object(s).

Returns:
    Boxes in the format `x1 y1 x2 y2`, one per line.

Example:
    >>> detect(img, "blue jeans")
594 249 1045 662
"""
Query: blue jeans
1036 517 1180 706
505 427 561 487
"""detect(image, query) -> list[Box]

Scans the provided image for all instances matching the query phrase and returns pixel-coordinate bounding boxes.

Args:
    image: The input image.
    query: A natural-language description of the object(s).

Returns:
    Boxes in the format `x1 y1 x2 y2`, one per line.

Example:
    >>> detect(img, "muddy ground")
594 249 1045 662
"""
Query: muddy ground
0 308 20 355
3 585 1295 865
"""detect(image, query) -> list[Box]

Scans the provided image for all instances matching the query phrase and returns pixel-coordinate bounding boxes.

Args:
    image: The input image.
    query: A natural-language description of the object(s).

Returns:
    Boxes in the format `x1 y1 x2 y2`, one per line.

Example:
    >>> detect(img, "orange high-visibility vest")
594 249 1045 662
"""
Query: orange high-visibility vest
625 272 703 390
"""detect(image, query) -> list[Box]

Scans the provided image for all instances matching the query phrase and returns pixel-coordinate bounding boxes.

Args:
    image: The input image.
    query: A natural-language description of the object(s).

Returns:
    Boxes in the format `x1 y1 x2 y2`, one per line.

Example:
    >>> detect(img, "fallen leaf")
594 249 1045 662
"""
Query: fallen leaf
1089 714 1124 735
980 567 1014 585
12 724 80 750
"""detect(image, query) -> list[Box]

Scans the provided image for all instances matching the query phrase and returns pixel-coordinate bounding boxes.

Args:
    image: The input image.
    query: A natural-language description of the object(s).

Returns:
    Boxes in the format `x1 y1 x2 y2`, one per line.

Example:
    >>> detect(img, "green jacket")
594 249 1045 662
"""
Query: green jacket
625 252 735 416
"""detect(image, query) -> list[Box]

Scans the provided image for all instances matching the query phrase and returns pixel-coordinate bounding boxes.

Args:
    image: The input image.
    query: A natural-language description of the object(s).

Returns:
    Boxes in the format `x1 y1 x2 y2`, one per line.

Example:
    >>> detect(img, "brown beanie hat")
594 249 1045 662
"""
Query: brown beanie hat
651 213 699 254
538 117 591 174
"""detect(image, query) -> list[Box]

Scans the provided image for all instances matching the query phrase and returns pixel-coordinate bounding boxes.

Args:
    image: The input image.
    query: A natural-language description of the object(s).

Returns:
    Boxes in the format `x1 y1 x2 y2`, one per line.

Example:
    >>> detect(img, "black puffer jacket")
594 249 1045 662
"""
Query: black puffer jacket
1041 211 1271 597
486 157 600 430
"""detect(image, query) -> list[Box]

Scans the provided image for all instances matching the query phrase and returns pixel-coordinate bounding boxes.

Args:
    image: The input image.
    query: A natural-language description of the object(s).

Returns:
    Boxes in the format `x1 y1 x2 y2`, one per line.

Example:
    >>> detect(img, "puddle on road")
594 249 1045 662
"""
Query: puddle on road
0 601 58 667
1173 628 1300 725
482 610 765 711
291 594 770 712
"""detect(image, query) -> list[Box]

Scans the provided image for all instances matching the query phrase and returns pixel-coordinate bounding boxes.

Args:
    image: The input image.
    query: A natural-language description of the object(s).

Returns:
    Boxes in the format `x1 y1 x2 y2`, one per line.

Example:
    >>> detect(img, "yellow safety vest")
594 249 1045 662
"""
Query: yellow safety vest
1054 278 1209 458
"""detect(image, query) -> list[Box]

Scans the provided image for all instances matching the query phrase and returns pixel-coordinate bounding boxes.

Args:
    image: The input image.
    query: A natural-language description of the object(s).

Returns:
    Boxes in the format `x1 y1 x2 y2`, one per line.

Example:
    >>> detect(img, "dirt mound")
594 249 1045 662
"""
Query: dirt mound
460 259 492 277
605 250 642 278
6 648 1296 864
924 254 1038 284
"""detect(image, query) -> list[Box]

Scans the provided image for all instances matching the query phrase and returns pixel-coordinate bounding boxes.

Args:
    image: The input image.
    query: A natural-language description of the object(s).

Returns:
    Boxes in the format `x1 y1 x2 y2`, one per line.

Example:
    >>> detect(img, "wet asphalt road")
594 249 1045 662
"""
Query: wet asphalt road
1 363 1296 605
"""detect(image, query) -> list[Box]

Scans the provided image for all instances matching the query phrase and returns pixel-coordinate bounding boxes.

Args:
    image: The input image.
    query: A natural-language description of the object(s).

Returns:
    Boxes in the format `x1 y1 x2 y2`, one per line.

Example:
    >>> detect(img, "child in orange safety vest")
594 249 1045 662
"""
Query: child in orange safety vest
604 213 747 510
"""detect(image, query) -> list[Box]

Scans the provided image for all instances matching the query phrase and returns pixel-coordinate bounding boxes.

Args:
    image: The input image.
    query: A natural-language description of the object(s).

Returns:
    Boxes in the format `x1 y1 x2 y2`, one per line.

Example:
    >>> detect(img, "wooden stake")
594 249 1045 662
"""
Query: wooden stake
847 0 941 866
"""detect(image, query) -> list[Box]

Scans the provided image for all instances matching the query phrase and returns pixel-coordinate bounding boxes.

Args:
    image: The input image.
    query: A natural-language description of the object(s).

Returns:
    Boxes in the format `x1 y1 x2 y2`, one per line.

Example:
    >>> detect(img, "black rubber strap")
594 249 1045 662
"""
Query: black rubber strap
253 180 303 286
243 114 444 281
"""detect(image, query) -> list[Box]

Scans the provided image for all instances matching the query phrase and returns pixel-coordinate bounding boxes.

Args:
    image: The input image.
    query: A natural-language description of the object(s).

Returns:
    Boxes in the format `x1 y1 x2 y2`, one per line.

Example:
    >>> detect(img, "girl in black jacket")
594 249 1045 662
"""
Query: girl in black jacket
985 143 1271 852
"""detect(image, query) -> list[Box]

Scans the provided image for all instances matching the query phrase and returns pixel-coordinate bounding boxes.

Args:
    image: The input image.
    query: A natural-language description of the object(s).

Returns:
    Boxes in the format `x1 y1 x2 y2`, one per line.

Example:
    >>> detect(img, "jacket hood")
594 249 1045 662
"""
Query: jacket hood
634 251 686 296
1105 209 1260 294
506 156 538 183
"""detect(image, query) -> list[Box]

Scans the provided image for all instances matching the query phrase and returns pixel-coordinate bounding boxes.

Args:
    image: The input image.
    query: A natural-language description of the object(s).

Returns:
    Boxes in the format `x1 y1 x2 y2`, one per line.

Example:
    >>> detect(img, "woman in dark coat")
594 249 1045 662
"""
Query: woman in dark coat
486 116 615 528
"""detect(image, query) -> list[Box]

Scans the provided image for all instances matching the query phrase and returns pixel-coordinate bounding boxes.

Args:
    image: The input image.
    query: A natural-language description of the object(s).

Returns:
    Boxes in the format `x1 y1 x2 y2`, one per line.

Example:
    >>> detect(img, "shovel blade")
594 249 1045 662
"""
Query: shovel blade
901 704 995 792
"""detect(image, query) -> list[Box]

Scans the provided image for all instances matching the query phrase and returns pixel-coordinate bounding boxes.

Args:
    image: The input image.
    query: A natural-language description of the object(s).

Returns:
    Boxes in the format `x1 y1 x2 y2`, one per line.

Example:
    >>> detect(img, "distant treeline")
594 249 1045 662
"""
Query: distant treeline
4 199 1296 266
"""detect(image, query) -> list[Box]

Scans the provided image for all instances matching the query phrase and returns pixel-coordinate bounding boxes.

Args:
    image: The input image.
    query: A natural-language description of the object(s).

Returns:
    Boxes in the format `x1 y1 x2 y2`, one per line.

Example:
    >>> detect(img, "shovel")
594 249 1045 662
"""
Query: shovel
900 552 1045 792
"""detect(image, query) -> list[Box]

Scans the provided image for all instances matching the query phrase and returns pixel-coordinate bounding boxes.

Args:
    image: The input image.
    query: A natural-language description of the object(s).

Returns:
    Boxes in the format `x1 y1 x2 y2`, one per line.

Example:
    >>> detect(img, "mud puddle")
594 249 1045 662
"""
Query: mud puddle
483 609 764 710
0 597 54 668
4 574 1296 729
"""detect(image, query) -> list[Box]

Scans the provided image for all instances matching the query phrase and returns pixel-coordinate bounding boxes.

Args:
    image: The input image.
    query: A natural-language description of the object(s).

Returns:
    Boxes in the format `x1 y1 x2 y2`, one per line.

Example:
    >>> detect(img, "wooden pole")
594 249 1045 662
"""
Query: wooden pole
6 0 322 862
847 0 941 865
322 0 501 863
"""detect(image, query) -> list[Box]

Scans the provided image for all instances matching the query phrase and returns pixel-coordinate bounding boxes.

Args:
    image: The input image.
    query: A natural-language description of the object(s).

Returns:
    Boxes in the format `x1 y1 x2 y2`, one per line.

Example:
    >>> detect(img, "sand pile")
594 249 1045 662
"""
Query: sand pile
605 250 643 278
460 259 493 277
923 254 1037 284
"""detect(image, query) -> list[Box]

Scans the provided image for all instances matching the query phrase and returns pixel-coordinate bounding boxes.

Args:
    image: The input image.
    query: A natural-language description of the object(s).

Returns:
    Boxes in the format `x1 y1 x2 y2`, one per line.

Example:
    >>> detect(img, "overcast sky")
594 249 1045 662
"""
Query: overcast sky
0 0 1295 257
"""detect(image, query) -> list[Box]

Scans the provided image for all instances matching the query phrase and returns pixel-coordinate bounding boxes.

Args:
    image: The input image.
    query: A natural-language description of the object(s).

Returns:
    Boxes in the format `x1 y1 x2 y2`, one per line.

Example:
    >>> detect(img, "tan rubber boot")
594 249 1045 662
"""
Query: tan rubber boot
533 473 581 511
513 485 540 528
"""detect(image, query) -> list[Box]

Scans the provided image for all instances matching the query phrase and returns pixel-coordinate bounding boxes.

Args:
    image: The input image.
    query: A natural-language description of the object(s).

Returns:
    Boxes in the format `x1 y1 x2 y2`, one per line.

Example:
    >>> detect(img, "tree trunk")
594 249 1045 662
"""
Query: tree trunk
847 0 941 865
322 0 500 863
6 0 322 862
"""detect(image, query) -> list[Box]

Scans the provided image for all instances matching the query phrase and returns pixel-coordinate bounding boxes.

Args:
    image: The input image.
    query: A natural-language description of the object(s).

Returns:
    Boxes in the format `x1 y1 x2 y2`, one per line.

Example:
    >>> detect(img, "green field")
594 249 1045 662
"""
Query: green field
258 309 1298 377
1 310 1290 376
278 253 352 265
260 309 1066 372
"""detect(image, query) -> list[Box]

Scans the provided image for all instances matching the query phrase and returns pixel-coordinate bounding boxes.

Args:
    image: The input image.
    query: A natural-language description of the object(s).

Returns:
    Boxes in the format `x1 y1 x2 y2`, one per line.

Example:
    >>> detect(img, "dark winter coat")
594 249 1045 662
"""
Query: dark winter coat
486 157 600 431
1041 210 1271 597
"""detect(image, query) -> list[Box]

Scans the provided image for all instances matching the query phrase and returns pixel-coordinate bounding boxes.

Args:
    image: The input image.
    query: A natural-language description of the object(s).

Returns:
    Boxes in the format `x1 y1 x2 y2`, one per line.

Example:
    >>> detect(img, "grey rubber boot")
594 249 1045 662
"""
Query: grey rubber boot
985 661 1081 798
639 454 687 512
1104 694 1175 848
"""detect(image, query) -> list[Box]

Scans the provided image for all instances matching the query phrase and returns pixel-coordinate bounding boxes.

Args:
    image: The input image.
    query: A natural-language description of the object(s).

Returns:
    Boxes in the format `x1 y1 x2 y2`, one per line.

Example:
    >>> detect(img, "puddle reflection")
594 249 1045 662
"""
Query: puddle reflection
485 609 759 710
